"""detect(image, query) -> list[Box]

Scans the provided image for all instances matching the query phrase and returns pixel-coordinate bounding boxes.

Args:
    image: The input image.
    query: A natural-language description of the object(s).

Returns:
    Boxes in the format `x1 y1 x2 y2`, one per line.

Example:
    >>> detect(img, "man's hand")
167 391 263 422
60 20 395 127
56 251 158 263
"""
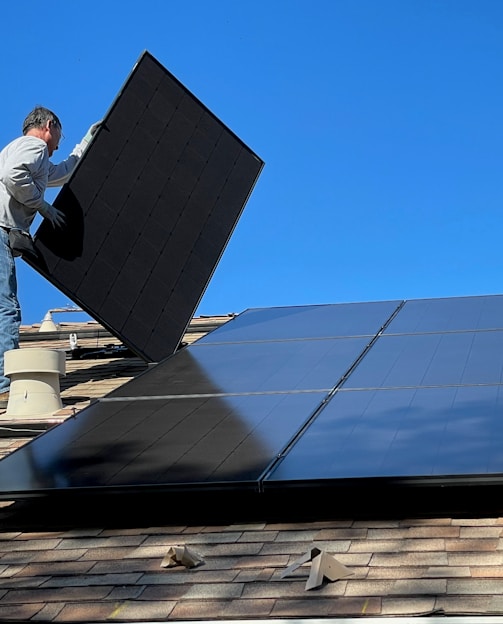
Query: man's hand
83 120 102 144
71 120 103 158
39 201 66 228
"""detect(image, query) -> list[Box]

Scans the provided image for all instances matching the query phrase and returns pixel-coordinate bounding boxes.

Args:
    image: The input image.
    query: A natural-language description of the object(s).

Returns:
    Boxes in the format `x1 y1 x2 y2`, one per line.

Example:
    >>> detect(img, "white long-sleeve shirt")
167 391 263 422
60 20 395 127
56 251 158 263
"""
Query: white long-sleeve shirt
0 135 86 232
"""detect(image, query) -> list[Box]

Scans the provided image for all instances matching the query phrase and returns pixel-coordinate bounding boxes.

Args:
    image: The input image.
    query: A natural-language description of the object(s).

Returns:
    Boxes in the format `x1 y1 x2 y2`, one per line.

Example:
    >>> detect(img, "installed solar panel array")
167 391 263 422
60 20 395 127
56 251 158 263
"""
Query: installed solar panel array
269 296 503 486
1 294 502 512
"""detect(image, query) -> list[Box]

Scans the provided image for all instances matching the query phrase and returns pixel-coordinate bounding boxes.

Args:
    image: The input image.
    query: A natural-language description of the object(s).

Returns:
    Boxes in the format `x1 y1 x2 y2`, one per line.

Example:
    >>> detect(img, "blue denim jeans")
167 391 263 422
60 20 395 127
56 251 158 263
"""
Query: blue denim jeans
0 228 20 392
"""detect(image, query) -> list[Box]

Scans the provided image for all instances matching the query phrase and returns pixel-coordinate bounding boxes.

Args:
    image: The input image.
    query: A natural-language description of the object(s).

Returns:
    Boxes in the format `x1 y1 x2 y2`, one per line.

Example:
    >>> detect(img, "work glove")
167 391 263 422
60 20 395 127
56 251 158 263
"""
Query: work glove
39 201 66 228
72 120 103 158
83 120 102 145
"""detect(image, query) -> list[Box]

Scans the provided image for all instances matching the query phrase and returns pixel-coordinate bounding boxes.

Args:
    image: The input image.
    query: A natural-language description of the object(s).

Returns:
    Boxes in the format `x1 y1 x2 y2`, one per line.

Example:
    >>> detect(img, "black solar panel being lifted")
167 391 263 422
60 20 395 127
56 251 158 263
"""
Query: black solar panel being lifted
1 296 503 517
26 51 264 363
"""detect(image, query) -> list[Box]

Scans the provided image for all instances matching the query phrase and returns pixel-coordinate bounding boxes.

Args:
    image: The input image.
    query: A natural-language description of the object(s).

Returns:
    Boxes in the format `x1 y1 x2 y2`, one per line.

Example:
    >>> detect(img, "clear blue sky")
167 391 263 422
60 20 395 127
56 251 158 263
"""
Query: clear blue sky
2 0 503 325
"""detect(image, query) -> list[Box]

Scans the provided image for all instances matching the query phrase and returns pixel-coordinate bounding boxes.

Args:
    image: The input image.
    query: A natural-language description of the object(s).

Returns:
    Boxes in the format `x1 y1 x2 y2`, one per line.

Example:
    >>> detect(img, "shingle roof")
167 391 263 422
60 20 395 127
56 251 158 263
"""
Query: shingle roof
1 317 503 621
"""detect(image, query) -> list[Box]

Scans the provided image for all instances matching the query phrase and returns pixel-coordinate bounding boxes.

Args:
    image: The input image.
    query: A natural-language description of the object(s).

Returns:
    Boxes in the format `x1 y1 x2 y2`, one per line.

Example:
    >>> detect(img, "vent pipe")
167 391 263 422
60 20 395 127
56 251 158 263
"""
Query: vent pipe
38 306 84 332
1 348 66 419
39 311 59 332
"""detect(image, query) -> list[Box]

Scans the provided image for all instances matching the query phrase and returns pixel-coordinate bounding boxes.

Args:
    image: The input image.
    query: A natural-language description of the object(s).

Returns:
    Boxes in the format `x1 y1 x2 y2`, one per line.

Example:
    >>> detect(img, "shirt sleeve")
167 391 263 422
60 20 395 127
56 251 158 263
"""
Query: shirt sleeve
0 139 48 210
46 140 87 187
46 153 80 187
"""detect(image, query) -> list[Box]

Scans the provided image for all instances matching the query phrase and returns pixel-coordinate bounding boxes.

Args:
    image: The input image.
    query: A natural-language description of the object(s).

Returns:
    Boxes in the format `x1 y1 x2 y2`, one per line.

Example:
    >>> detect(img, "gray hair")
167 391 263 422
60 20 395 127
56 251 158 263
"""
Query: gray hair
22 106 61 135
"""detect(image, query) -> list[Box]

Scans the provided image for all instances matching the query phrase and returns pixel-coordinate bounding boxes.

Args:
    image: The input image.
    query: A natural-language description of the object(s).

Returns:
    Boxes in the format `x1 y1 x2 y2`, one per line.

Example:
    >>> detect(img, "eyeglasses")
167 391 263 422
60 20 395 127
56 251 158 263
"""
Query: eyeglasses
50 121 64 143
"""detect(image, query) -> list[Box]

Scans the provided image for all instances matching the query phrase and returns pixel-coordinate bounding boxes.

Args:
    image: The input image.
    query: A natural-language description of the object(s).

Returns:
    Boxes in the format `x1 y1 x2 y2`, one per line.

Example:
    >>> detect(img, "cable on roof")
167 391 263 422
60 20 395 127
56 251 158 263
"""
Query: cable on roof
0 426 45 433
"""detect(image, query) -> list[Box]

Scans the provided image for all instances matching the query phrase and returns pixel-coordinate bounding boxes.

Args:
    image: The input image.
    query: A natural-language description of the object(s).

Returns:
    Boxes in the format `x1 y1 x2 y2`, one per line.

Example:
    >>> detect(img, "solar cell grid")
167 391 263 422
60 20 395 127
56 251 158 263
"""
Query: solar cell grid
108 337 370 396
343 331 503 389
0 301 401 498
385 295 503 334
267 384 503 481
197 300 402 344
27 51 264 362
266 295 503 488
0 392 329 493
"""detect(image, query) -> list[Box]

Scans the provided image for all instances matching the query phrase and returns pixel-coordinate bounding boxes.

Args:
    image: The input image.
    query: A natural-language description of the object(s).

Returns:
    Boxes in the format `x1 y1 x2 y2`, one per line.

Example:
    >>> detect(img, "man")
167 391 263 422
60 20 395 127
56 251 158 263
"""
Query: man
0 106 99 407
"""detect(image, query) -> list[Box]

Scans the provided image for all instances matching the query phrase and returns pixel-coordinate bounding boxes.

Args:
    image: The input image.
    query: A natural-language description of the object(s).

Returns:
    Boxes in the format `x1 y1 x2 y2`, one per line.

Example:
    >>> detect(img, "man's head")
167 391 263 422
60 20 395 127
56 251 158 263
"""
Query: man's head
22 106 62 156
